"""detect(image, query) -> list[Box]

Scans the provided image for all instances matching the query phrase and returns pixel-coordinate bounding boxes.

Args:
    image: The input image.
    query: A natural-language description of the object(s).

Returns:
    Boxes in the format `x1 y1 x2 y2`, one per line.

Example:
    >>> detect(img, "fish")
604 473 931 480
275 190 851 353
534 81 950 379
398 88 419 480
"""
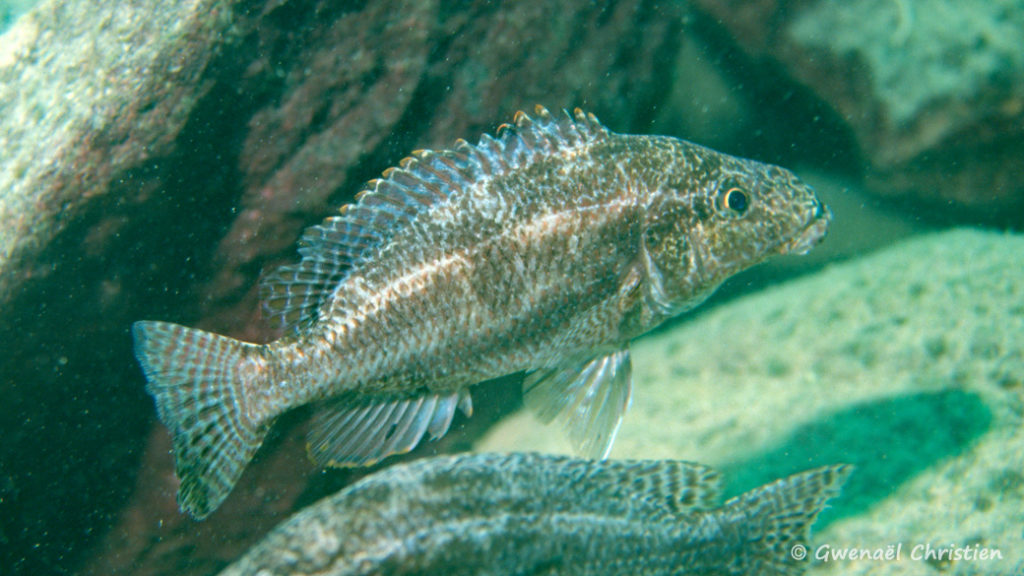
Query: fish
217 453 852 576
132 106 831 518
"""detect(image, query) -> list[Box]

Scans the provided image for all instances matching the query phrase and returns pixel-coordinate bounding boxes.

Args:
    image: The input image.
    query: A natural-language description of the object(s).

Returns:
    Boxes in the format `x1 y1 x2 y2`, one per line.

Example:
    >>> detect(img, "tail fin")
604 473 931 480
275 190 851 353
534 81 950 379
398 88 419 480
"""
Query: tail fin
132 321 269 519
724 464 852 575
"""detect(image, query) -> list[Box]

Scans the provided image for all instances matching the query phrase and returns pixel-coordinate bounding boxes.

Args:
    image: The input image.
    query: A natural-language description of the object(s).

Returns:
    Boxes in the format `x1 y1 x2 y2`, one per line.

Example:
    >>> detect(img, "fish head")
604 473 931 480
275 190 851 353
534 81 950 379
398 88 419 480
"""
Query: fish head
641 144 831 316
695 154 831 262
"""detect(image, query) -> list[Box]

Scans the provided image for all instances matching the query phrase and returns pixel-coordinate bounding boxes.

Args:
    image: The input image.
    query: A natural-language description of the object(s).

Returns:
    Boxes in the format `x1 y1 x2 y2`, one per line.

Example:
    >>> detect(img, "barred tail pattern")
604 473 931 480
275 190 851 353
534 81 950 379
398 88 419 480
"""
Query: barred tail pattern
132 321 269 519
725 464 852 575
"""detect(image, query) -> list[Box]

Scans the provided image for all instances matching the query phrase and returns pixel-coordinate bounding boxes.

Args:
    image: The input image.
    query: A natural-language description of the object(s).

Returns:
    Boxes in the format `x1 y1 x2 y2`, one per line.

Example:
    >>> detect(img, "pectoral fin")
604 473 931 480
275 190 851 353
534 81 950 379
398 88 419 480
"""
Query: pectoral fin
522 349 632 459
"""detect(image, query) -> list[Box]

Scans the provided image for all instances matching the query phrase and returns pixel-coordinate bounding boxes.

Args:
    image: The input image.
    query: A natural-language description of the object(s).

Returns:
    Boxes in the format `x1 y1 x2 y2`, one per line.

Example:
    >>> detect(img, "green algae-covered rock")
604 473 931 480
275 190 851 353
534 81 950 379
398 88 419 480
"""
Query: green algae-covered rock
479 228 1024 576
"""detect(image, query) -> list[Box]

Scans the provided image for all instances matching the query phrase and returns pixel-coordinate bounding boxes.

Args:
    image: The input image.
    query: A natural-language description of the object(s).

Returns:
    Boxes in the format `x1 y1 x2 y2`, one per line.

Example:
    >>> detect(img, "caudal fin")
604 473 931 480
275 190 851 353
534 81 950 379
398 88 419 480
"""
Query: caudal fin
132 321 269 519
725 464 852 575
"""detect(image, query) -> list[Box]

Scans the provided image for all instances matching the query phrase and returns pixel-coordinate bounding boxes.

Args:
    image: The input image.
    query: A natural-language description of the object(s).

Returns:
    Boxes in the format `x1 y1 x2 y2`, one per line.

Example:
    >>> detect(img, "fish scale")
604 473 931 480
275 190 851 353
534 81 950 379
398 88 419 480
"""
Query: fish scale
133 106 831 518
217 453 852 576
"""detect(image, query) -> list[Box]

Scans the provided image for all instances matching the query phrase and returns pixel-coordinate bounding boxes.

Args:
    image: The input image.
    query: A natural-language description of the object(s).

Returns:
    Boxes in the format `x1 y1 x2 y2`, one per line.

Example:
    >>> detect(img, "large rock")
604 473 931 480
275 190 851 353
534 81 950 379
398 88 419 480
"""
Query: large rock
0 1 243 573
691 0 1024 222
0 0 691 574
479 228 1024 576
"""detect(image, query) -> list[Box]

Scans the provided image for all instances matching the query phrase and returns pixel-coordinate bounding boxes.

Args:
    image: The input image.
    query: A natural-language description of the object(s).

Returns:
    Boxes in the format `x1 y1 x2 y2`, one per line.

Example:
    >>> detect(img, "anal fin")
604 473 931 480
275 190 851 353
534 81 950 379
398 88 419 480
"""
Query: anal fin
522 349 632 459
307 390 470 467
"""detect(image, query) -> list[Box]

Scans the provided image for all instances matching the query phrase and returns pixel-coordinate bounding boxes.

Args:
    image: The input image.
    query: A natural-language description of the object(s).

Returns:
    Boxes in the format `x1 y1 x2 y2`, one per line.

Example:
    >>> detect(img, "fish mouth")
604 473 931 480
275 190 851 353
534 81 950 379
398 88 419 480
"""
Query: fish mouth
784 200 832 255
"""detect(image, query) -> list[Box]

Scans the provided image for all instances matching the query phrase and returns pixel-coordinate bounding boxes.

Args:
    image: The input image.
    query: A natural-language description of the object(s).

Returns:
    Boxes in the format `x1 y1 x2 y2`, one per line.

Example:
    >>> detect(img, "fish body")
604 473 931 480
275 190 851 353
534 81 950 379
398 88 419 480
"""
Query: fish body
133 107 831 518
217 453 851 576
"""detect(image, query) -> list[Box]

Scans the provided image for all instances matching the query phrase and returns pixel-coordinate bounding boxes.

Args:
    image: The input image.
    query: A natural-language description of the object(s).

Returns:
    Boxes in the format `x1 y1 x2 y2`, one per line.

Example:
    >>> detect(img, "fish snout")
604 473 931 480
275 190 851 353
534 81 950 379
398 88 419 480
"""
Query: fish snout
785 197 832 255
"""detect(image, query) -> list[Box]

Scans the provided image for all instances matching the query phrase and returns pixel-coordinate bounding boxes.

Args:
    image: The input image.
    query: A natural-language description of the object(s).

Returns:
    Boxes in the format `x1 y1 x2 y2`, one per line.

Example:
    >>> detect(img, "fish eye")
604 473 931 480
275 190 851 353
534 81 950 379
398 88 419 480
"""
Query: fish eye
723 187 749 216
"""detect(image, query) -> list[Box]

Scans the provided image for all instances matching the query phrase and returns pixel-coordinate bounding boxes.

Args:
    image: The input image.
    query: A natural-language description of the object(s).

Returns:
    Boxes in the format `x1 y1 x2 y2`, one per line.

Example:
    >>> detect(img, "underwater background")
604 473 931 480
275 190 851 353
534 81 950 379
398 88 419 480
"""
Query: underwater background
0 0 1022 574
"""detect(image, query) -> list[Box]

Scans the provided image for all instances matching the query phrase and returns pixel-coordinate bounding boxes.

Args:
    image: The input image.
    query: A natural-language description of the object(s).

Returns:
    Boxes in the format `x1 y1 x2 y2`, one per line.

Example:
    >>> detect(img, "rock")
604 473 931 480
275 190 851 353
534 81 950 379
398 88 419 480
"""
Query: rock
691 0 1024 222
0 1 246 574
0 0 692 574
478 228 1024 576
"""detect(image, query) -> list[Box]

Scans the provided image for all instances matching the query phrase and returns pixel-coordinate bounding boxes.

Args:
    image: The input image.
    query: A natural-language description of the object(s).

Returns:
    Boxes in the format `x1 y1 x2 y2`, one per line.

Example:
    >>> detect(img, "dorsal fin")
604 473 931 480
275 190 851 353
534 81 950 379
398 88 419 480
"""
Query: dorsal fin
405 453 721 520
566 457 723 520
260 106 611 332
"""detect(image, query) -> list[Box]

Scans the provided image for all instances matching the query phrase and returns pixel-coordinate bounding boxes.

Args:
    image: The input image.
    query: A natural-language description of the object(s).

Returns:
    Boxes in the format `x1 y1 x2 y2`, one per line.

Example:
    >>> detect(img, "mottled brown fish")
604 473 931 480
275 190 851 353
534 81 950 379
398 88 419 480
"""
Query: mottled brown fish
133 107 831 518
217 453 851 576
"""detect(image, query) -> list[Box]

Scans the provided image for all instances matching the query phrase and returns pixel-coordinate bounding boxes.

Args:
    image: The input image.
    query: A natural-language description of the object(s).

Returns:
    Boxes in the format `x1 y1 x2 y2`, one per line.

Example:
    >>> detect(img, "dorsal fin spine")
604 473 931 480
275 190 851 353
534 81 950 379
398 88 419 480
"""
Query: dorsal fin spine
434 153 474 182
472 137 497 174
